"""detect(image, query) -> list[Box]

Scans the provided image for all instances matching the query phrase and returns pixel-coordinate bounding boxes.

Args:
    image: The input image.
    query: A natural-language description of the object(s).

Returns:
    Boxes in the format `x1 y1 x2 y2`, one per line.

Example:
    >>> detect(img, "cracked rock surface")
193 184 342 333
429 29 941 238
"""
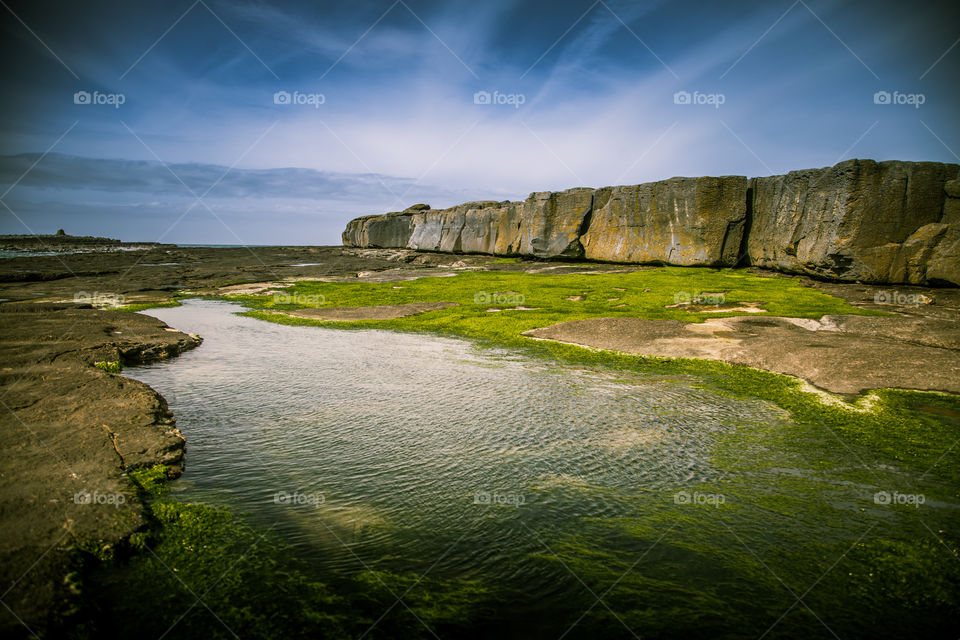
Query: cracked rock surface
0 304 199 632
344 159 960 285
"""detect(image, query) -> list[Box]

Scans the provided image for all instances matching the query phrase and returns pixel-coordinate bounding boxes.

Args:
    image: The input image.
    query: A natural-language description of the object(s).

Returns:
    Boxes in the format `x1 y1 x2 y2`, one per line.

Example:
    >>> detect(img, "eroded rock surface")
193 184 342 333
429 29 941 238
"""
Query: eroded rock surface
0 304 199 633
747 159 960 284
581 177 747 264
523 311 960 396
344 160 960 285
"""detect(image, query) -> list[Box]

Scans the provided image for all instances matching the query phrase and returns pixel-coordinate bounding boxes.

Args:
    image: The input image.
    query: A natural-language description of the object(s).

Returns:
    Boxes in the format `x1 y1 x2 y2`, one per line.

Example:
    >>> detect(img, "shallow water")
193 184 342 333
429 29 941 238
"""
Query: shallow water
131 301 779 576
122 299 957 638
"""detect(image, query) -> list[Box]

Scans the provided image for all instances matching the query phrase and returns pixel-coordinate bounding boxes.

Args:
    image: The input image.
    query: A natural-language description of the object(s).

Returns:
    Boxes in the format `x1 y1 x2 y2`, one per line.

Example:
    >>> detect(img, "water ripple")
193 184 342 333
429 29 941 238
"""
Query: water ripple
129 299 791 584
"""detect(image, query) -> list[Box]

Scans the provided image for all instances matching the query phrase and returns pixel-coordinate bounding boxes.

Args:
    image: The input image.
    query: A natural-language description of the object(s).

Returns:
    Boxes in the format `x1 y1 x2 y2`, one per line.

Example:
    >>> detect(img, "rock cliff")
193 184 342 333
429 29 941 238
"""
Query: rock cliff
581 177 747 265
748 160 960 284
342 159 960 285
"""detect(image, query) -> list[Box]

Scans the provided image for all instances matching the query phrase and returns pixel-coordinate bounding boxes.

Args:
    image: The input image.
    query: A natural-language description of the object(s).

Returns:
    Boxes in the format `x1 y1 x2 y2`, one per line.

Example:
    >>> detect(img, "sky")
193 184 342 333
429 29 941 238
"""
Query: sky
1 0 958 245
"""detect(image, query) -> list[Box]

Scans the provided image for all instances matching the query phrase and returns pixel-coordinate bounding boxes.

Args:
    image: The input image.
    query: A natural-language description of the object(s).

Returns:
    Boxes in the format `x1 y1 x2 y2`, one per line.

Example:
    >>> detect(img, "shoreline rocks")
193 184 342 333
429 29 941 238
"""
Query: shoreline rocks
0 304 200 634
581 177 748 265
0 233 173 254
343 159 960 285
748 160 960 285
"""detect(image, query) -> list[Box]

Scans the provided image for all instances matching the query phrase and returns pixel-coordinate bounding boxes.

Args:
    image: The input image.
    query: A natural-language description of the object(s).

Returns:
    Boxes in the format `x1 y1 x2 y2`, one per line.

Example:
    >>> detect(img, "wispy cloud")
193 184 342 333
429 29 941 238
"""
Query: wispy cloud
0 152 457 200
1 0 957 243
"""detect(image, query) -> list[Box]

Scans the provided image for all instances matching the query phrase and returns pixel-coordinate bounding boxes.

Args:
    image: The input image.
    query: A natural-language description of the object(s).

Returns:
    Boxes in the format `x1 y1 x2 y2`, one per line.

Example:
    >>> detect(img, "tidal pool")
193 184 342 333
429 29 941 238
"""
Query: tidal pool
115 299 957 639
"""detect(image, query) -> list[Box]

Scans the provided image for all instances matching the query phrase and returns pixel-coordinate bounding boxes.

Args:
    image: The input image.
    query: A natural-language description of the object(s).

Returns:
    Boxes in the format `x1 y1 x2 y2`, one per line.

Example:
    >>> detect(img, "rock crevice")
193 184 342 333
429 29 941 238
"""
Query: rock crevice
343 159 960 285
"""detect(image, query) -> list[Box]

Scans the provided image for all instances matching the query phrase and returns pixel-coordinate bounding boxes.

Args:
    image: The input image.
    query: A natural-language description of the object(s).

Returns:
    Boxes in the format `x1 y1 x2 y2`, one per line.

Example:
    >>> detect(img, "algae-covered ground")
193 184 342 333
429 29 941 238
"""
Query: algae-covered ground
71 268 958 639
233 266 884 337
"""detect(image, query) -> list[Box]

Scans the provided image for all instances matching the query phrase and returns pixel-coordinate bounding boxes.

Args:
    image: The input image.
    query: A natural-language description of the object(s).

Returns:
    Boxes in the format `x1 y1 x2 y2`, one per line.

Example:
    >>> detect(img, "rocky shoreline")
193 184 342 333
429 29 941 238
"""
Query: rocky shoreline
1 244 958 635
0 232 173 254
344 159 960 286
0 304 199 634
0 245 473 634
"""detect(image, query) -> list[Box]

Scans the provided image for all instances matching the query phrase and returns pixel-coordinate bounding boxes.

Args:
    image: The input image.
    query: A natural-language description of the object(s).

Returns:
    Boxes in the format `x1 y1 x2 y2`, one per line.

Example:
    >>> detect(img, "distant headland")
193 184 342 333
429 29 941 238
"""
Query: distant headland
0 231 174 254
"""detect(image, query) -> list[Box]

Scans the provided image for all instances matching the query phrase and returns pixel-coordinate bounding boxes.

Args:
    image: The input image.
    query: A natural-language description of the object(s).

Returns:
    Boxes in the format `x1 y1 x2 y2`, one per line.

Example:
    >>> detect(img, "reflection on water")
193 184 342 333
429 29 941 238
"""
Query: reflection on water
129 300 783 585
124 299 958 638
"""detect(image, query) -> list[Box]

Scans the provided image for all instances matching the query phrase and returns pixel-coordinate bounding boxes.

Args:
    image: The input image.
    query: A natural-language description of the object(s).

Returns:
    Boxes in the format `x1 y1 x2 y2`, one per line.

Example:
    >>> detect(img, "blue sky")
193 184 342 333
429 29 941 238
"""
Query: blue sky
1 0 958 244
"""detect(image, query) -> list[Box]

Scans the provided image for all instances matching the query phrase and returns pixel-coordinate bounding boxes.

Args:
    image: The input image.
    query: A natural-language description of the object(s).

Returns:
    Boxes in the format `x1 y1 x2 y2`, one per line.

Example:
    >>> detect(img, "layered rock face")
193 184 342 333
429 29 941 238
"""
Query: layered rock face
344 189 597 259
344 179 747 266
581 177 747 265
342 159 960 285
748 160 960 284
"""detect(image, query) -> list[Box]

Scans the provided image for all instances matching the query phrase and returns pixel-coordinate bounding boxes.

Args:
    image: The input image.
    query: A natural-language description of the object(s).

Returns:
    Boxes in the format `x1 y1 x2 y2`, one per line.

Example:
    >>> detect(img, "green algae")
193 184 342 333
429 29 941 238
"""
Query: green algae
75 268 958 638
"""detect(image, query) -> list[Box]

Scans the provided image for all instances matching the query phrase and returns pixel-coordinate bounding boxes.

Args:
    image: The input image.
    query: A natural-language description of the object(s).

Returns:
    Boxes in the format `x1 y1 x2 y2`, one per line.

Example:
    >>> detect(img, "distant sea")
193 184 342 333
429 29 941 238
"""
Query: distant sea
0 247 149 259
176 244 323 248
1 244 325 258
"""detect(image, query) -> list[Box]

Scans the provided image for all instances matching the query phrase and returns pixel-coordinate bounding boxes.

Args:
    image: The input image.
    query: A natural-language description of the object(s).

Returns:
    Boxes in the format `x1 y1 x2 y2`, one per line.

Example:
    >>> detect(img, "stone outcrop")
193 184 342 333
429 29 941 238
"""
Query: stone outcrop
342 159 960 285
581 177 747 264
342 211 415 249
344 191 597 259
0 304 200 634
344 180 747 266
747 160 960 284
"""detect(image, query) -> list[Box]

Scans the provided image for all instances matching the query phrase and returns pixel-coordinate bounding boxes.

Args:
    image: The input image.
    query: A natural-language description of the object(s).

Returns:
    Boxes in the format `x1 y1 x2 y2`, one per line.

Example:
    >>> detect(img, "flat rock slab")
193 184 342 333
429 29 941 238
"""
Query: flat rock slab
523 315 960 395
0 304 199 631
284 301 459 321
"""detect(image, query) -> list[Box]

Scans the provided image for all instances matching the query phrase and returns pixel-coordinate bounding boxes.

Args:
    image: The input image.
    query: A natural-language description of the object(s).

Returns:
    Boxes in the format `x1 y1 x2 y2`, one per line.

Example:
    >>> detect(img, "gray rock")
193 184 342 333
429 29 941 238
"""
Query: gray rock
747 159 960 283
581 177 747 265
342 212 414 248
943 179 960 225
342 159 960 284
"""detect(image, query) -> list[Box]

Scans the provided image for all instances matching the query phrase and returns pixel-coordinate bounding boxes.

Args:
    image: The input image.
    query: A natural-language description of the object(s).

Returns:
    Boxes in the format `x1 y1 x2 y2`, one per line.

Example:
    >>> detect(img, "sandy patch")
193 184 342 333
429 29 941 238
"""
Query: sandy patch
523 315 960 395
219 282 289 295
281 301 458 321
